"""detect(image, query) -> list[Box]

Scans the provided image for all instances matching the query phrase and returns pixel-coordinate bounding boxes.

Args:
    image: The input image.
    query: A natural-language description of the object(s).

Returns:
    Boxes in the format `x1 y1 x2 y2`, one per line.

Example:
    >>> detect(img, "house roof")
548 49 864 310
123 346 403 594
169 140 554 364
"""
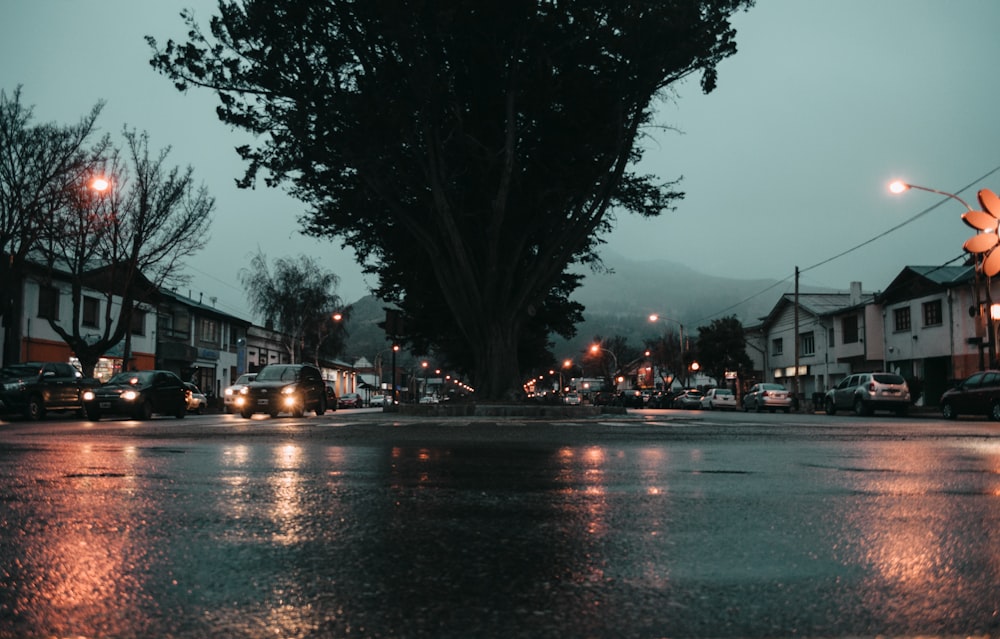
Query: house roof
878 265 975 305
758 291 875 329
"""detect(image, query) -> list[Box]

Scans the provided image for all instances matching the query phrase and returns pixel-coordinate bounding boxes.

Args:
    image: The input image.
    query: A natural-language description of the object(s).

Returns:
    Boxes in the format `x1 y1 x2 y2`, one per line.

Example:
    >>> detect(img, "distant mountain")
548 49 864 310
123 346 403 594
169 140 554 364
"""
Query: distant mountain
340 253 798 364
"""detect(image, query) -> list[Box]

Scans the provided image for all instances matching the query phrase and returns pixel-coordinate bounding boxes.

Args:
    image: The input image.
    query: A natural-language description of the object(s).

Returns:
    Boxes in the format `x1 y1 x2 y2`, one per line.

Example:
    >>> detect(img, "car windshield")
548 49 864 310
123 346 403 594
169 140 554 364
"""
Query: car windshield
234 374 256 385
715 389 732 396
872 374 905 385
762 384 786 391
106 371 153 385
0 364 39 378
256 366 298 382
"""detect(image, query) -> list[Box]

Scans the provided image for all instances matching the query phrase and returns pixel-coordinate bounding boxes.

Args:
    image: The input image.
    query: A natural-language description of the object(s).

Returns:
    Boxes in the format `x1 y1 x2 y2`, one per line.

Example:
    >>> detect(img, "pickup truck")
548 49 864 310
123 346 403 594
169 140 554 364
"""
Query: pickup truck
0 361 101 420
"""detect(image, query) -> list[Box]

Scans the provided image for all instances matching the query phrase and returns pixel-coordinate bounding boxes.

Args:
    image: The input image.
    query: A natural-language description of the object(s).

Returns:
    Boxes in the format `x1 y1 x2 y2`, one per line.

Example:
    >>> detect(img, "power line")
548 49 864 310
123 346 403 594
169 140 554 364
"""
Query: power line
696 164 1000 325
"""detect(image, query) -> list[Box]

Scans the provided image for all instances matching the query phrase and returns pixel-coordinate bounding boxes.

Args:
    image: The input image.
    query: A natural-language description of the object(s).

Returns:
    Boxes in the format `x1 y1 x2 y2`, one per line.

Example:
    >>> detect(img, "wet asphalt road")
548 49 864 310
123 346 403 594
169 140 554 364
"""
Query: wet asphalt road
2 407 1000 638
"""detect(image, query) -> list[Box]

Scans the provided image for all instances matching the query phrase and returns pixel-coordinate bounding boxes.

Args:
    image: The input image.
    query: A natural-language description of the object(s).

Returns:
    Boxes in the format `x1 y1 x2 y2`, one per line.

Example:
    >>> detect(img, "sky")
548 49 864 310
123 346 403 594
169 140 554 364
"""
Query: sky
3 1 1000 322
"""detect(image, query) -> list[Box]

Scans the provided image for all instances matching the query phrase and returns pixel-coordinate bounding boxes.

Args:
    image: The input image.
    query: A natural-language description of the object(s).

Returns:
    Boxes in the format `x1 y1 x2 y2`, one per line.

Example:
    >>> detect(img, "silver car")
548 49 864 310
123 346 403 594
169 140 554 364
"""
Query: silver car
742 383 792 413
824 372 910 416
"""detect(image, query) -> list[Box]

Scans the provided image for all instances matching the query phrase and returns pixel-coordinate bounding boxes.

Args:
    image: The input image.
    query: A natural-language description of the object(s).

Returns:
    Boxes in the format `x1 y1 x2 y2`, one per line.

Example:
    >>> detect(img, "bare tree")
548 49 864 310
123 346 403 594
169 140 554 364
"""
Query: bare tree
34 128 214 376
0 86 108 365
239 251 346 364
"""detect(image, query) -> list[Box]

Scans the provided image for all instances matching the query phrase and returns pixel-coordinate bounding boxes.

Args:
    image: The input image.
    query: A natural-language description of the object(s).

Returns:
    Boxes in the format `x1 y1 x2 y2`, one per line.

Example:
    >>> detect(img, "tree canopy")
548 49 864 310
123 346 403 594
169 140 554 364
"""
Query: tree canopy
696 316 753 386
239 251 348 364
149 0 753 399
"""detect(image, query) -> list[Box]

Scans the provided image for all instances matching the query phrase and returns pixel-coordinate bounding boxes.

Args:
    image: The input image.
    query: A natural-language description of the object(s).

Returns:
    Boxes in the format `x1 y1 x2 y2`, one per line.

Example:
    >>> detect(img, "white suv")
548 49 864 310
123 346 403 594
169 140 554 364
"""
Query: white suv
223 372 257 413
824 372 910 416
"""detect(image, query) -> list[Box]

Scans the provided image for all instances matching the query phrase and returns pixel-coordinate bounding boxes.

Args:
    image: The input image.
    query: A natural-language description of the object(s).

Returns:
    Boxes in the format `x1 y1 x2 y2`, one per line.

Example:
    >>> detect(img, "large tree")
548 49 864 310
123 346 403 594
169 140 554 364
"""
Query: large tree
148 0 752 399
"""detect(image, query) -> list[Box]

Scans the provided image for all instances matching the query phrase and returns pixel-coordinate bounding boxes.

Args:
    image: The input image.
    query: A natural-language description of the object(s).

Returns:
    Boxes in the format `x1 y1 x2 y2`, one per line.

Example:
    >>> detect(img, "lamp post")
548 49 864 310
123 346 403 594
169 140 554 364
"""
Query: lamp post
421 361 429 400
589 344 619 390
891 180 1000 367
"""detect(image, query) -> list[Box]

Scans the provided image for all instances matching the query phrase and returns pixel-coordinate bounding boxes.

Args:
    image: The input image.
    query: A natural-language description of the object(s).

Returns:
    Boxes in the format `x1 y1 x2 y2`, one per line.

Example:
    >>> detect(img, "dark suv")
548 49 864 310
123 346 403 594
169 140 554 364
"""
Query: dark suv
238 364 327 418
939 370 1000 420
824 372 910 416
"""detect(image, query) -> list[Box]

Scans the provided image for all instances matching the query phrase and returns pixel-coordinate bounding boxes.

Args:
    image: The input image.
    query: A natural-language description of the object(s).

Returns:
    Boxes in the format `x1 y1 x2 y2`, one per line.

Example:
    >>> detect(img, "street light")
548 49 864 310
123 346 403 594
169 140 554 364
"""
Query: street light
589 344 619 390
891 180 1000 367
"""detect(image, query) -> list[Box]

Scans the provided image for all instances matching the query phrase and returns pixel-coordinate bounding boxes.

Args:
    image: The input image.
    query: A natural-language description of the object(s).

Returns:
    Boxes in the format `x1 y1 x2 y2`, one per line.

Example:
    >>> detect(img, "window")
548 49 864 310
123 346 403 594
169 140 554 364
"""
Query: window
198 317 219 344
922 300 942 327
800 331 815 356
130 309 146 335
827 327 835 348
842 315 858 344
771 337 783 356
37 286 59 320
83 296 100 328
894 306 911 332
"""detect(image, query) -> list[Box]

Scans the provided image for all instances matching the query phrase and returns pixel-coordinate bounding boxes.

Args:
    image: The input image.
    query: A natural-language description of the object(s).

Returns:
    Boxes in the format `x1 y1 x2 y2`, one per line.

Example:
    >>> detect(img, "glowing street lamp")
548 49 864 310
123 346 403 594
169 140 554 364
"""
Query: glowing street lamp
891 179 1000 366
589 344 619 389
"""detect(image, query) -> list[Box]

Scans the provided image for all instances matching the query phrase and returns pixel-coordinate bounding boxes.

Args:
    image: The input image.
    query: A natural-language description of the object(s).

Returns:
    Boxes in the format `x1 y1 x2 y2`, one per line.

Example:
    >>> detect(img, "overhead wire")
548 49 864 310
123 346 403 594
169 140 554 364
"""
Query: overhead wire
695 164 1000 325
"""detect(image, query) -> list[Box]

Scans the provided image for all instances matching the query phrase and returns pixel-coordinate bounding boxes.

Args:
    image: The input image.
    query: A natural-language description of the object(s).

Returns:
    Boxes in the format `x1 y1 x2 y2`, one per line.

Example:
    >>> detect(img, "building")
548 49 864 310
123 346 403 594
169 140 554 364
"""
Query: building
748 266 1000 407
156 289 252 399
6 262 158 380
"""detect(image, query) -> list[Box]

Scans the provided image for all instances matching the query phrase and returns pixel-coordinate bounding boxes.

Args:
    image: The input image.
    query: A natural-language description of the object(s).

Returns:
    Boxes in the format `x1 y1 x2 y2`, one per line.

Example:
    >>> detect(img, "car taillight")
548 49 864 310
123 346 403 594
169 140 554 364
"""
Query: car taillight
868 382 876 392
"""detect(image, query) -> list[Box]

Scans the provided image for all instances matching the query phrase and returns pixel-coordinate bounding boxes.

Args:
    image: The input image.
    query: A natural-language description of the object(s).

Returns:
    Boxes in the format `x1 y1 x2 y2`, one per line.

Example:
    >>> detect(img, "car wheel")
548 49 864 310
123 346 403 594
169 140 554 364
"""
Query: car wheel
292 403 305 418
269 409 280 418
824 399 836 416
755 400 763 413
240 409 253 419
853 398 868 417
990 403 1000 421
24 395 45 421
135 400 154 421
940 402 956 419
175 401 187 419
316 395 326 416
86 406 101 421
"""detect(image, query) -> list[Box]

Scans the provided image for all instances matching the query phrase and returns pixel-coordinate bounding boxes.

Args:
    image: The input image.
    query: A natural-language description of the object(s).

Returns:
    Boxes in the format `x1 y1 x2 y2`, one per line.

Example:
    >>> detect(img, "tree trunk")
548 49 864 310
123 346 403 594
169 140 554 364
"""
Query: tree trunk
0 265 24 366
471 320 522 402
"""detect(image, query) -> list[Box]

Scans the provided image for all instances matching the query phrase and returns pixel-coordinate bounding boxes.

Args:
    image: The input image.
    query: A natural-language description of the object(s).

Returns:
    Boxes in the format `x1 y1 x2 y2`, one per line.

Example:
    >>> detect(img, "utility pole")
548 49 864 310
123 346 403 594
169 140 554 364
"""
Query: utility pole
794 266 800 410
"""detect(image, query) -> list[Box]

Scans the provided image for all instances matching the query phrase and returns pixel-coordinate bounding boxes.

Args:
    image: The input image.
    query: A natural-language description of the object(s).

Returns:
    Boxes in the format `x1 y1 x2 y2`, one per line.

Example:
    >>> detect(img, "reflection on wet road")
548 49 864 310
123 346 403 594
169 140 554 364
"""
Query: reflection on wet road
1 422 1000 637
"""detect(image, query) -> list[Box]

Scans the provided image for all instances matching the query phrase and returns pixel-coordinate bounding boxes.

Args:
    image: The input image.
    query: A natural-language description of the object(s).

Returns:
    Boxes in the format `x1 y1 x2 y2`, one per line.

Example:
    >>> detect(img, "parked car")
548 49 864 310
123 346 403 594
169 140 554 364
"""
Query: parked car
325 382 339 411
618 389 645 408
701 388 737 410
184 382 207 414
369 394 389 407
591 391 617 406
419 395 440 404
742 383 792 413
562 392 582 405
337 392 362 409
939 370 1000 420
239 364 327 418
673 389 705 409
223 373 257 413
83 370 188 421
0 361 100 420
824 372 910 416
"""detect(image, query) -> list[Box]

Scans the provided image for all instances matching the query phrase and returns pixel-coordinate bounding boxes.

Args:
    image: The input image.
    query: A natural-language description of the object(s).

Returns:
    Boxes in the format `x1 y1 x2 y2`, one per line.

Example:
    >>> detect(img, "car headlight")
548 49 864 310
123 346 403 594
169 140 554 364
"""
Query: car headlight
281 385 297 395
239 387 249 395
122 390 139 401
224 388 234 397
82 390 95 401
4 382 23 391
